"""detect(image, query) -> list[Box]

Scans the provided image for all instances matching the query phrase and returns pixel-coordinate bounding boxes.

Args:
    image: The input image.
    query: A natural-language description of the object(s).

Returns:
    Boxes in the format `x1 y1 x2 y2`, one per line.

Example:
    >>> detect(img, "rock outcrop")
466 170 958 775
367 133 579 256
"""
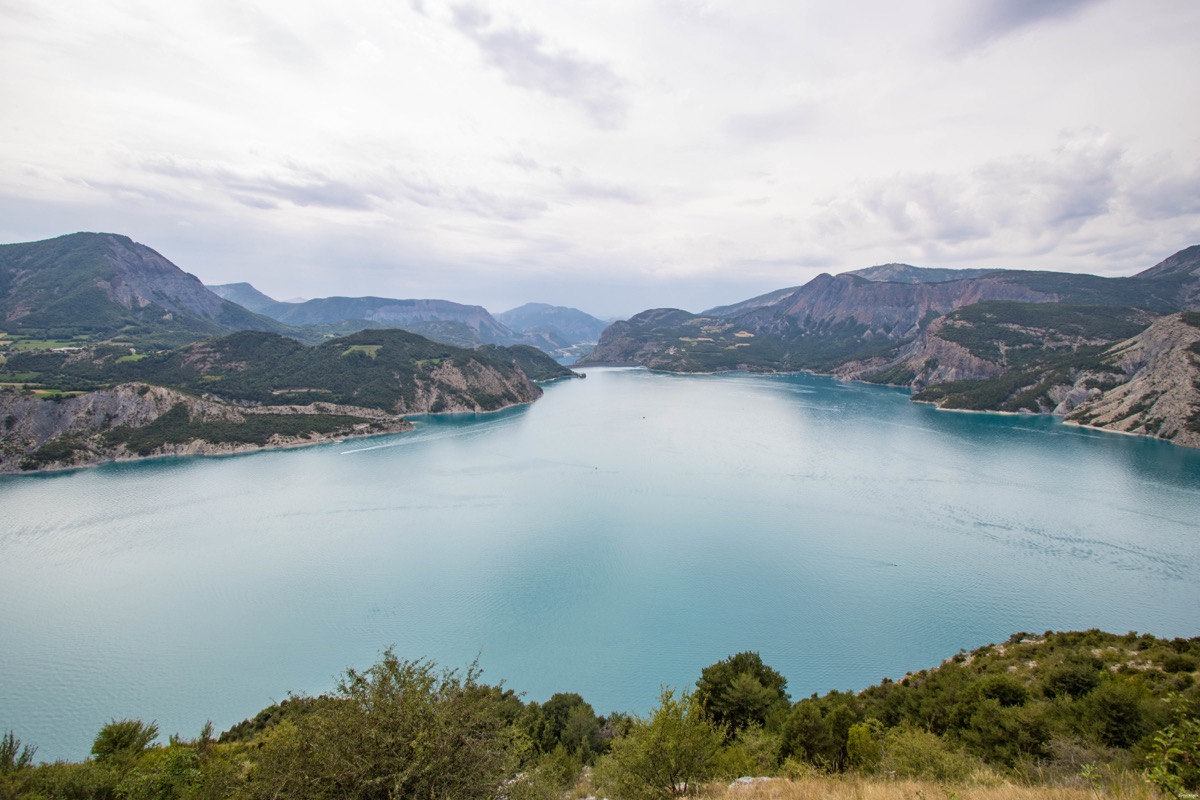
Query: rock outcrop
834 315 1007 386
1065 314 1200 447
0 383 412 473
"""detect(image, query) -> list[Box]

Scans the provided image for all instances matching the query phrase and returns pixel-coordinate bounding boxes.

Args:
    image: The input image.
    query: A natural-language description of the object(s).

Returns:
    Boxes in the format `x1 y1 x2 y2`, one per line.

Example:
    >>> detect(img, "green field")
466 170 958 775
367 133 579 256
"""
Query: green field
341 344 382 358
6 339 83 350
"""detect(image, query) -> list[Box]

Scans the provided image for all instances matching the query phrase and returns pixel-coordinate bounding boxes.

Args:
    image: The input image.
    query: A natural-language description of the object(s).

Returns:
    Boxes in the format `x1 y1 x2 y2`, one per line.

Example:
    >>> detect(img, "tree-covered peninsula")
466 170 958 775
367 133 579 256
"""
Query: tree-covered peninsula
2 630 1197 799
0 328 576 473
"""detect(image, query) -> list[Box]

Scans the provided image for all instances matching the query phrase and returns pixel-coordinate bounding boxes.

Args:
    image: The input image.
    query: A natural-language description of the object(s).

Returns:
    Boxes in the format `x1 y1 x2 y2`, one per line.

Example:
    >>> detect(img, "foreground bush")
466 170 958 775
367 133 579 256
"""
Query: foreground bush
593 688 724 800
244 650 525 800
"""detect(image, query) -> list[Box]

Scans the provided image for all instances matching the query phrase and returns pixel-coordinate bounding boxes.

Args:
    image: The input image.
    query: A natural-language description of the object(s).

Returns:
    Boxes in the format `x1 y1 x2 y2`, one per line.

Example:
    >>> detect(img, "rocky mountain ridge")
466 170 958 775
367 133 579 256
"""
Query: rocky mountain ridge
0 233 288 344
209 283 607 353
579 248 1200 447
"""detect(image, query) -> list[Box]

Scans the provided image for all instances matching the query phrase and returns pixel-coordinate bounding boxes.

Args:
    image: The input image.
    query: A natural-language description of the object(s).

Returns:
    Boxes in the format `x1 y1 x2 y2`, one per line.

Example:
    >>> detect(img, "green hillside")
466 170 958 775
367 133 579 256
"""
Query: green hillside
3 328 574 412
0 233 290 347
1 630 1195 799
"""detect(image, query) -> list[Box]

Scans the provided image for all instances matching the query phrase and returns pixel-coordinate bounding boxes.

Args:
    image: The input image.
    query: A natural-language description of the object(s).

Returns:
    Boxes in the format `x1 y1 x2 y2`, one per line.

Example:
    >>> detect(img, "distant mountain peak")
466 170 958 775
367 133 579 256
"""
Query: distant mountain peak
206 282 282 315
844 263 1000 284
1134 244 1200 279
0 232 288 345
495 302 607 346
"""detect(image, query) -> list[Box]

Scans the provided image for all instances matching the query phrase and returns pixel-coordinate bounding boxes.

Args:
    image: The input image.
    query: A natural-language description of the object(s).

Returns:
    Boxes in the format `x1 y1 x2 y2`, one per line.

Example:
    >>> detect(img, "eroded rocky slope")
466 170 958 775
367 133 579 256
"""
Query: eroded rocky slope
1065 314 1200 446
0 383 411 473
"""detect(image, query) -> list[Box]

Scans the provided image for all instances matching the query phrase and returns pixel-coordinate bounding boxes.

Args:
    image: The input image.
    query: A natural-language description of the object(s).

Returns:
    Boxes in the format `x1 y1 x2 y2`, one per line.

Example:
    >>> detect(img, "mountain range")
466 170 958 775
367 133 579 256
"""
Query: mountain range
0 231 605 355
579 246 1200 447
206 284 607 354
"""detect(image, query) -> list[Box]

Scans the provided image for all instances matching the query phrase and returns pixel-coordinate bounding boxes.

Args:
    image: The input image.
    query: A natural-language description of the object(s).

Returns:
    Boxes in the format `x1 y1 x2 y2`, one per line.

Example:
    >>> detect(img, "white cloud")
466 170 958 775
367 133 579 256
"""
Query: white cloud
0 0 1198 315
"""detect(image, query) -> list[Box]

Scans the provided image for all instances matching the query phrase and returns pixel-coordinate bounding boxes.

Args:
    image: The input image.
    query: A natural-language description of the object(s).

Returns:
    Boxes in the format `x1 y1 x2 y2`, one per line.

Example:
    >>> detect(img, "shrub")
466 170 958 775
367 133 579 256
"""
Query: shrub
244 651 524 800
881 726 980 783
592 688 723 800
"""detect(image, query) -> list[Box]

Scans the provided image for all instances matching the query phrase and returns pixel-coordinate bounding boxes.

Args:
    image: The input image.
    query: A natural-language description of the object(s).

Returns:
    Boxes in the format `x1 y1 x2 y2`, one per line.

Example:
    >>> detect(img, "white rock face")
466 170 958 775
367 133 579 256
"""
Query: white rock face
1066 314 1200 447
0 383 412 473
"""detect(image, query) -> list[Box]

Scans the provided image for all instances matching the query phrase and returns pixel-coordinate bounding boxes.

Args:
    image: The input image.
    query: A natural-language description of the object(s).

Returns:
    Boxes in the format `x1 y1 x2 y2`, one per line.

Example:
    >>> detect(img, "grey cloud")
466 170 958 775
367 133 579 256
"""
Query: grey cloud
505 152 562 176
501 155 643 204
144 154 551 222
725 101 818 143
809 133 1126 251
1122 157 1200 220
139 156 380 211
450 4 630 129
952 0 1105 49
394 173 549 221
79 178 209 211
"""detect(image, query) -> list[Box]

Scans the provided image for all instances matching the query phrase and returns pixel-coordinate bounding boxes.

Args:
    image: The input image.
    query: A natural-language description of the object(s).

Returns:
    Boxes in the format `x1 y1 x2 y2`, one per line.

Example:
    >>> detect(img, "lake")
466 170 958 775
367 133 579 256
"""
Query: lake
2 367 1198 761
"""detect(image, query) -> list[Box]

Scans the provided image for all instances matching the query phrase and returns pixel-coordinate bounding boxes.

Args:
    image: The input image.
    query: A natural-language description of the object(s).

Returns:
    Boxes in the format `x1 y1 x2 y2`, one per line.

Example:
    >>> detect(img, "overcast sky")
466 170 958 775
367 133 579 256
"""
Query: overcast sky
2 0 1198 317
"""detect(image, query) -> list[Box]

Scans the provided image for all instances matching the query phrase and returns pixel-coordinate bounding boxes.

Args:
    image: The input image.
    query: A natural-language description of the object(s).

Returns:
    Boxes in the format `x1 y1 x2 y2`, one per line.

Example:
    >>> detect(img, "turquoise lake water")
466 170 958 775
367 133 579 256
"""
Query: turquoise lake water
2 367 1198 761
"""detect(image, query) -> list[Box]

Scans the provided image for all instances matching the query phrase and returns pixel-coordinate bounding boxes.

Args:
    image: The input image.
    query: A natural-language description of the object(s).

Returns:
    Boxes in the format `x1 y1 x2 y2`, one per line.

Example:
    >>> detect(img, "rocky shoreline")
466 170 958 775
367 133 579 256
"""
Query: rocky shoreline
0 382 416 475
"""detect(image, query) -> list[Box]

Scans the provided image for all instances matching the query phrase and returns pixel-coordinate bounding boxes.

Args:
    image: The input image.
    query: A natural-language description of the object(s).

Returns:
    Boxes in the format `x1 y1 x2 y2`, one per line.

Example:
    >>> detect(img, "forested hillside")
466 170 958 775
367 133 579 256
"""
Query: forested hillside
0 329 577 472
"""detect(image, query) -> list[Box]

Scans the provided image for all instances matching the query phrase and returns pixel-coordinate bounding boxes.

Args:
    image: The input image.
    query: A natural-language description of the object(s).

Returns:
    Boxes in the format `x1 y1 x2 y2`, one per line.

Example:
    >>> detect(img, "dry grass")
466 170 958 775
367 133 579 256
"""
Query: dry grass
693 774 1156 800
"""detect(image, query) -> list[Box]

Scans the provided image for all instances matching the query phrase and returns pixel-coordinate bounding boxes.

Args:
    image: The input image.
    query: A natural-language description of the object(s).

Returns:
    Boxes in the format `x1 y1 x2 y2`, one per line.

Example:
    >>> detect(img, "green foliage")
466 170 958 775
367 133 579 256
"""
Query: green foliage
958 699 1050 765
846 720 884 770
30 329 554 414
102 404 375 456
861 363 917 386
1144 697 1200 798
1042 656 1103 699
244 650 523 800
778 692 860 771
592 688 723 800
710 726 781 779
0 732 36 774
695 652 790 735
1084 679 1158 749
880 725 981 782
977 674 1031 707
217 695 329 743
935 302 1148 364
994 270 1188 312
524 693 605 761
914 344 1121 412
17 759 118 800
6 630 1198 797
90 720 158 764
18 437 92 471
113 745 201 800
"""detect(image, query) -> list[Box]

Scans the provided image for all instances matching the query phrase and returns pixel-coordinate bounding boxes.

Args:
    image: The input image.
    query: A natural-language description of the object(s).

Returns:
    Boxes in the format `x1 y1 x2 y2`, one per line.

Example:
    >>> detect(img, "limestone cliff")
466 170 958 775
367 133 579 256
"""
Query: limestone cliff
0 383 411 473
834 314 1007 386
1065 314 1200 447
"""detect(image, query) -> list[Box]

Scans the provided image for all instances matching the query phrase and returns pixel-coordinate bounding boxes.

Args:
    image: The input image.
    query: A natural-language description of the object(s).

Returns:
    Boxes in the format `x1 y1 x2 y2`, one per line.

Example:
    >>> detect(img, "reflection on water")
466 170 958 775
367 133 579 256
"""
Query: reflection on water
1 368 1198 760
